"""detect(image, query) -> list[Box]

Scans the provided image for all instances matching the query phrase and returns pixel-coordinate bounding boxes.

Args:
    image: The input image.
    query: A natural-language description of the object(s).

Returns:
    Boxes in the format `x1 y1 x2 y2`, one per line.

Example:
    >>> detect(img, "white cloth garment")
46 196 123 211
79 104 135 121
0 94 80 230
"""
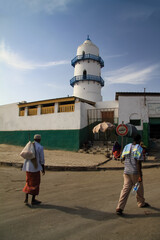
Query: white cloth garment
22 141 45 172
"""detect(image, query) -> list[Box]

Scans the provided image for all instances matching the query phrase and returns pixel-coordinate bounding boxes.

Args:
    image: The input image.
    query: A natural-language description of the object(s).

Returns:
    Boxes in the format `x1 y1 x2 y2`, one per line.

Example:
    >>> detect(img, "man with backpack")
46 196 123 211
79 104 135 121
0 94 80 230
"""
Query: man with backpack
22 134 45 205
116 134 150 215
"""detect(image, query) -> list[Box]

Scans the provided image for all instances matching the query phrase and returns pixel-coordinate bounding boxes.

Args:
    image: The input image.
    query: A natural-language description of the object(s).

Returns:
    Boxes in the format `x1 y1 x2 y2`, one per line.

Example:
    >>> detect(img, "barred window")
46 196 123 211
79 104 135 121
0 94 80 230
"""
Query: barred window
130 119 141 126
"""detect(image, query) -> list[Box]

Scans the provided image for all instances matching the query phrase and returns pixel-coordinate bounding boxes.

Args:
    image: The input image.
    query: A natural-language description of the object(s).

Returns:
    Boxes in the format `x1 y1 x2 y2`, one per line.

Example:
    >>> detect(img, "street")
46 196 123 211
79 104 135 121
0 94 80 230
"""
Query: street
0 166 160 240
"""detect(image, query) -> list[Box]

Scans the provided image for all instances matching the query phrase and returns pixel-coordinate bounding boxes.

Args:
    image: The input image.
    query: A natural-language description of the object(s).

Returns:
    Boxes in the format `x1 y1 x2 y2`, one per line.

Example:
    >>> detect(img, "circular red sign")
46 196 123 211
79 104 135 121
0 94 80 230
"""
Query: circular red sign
116 124 128 136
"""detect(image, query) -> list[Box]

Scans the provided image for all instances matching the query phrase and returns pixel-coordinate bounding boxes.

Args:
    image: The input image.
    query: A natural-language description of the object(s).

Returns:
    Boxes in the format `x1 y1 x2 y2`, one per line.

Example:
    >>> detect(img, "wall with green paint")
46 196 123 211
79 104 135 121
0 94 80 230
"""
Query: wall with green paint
0 128 88 151
143 123 149 147
0 101 94 151
79 126 89 147
149 118 160 124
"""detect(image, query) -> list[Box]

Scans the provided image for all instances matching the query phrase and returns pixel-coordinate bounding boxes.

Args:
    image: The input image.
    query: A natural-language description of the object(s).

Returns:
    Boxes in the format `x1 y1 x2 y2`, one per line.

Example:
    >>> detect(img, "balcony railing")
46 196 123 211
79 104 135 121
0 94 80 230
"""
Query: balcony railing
59 104 75 113
71 54 104 68
28 108 37 116
41 106 54 114
70 75 104 87
19 110 25 116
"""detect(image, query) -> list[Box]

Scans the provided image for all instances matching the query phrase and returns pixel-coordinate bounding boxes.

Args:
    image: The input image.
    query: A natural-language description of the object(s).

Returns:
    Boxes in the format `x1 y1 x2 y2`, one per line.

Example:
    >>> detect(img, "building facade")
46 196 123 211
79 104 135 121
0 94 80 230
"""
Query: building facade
0 38 160 150
116 92 160 147
0 97 95 150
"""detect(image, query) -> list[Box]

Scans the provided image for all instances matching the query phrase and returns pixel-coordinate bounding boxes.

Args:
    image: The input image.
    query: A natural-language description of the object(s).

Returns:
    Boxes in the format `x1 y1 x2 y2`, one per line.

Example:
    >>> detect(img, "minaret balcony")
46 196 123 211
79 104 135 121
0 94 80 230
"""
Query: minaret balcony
71 54 104 68
70 75 104 87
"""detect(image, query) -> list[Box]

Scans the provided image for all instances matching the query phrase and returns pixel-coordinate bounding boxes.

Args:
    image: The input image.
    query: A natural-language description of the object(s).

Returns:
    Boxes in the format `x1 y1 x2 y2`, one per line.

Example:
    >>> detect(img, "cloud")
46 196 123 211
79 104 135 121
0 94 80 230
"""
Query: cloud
122 10 152 21
120 3 155 22
104 64 159 85
0 41 70 70
0 0 75 15
46 83 65 89
23 0 74 14
104 52 128 59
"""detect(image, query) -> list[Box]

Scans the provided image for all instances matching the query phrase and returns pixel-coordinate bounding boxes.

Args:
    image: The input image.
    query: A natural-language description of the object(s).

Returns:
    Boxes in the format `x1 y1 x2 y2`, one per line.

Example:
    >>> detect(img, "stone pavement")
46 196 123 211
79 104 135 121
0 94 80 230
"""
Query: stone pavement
0 144 160 171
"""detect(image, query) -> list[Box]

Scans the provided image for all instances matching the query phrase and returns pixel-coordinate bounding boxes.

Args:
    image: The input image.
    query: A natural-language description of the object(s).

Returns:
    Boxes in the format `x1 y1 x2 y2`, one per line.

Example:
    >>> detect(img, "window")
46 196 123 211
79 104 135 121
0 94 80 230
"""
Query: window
19 108 25 116
130 119 141 126
58 101 75 113
28 106 37 116
83 70 87 79
41 103 54 114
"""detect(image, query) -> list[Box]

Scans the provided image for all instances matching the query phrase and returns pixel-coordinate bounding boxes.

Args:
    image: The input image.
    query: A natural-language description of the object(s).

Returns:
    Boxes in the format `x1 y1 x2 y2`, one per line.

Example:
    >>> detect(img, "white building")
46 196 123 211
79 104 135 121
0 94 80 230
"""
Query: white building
116 92 160 145
0 38 160 150
0 97 95 150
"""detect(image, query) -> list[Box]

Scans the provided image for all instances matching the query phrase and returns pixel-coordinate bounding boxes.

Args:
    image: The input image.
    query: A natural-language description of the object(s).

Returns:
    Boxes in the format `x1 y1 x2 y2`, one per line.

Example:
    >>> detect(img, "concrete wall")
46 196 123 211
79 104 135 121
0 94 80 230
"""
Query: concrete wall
73 81 102 102
2 96 159 150
0 101 95 150
147 97 160 118
74 61 101 76
118 96 147 130
80 102 95 129
118 96 160 130
95 100 119 120
95 100 119 110
0 102 93 131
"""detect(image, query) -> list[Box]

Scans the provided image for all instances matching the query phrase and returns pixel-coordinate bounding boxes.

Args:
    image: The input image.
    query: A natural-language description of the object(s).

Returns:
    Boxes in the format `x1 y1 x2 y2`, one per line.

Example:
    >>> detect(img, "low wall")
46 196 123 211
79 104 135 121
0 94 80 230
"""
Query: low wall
0 127 89 151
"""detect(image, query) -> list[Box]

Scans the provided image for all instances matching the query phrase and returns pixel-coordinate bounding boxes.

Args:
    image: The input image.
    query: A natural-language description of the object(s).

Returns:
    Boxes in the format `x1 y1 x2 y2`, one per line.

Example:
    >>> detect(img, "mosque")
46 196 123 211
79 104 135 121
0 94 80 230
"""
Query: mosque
0 37 160 150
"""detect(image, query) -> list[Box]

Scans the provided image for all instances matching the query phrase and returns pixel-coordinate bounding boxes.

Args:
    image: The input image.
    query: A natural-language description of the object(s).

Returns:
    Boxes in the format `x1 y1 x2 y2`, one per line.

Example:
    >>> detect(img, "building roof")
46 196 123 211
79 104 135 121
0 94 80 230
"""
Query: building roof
115 92 160 100
18 96 95 108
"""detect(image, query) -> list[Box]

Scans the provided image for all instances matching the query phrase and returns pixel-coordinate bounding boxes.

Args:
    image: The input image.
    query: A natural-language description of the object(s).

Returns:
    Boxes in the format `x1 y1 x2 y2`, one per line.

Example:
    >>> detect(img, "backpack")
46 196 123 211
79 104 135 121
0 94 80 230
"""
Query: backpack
20 141 35 160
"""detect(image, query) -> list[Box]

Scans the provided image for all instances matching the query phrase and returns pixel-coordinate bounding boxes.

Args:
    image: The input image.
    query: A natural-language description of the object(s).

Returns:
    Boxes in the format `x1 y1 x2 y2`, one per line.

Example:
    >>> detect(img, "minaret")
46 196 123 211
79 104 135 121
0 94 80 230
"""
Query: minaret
70 36 104 102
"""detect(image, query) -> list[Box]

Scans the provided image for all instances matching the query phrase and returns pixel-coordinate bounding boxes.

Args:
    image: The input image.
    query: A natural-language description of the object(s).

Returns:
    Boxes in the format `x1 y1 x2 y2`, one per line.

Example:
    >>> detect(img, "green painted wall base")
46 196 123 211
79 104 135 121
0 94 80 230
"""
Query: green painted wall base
149 118 160 124
143 123 149 147
0 127 89 151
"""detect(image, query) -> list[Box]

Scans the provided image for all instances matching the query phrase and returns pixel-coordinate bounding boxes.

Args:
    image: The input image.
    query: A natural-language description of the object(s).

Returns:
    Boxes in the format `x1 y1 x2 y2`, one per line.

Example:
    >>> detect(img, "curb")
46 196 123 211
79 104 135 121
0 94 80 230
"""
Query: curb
0 161 160 171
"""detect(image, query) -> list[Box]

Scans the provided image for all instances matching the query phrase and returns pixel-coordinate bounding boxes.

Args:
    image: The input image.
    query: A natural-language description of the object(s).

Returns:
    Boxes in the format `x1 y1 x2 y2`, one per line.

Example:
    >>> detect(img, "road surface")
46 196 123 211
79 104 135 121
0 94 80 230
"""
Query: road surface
0 166 160 240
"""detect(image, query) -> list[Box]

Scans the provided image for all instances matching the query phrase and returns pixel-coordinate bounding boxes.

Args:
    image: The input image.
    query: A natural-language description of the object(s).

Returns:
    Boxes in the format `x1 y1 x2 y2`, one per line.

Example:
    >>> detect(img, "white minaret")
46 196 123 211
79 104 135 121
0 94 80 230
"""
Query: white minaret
70 36 104 102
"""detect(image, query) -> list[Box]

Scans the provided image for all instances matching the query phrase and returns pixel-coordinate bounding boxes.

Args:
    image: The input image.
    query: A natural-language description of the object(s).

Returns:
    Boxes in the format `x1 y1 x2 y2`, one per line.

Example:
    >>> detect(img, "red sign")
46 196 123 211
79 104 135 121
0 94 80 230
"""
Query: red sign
116 124 128 136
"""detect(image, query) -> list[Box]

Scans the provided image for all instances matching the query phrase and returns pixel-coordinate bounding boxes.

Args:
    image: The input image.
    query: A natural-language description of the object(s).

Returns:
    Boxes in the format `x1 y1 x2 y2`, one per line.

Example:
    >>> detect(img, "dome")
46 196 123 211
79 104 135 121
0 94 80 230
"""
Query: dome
77 37 99 56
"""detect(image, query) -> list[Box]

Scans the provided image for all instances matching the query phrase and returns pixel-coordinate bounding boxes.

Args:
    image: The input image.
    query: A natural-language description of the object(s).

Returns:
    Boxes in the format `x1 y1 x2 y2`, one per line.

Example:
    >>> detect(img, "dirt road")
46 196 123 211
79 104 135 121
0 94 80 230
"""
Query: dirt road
0 166 160 240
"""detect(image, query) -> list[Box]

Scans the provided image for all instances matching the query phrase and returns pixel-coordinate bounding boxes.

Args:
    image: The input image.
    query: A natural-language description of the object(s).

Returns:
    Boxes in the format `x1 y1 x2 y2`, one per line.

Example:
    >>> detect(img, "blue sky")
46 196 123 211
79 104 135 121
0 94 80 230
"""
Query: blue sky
0 0 160 105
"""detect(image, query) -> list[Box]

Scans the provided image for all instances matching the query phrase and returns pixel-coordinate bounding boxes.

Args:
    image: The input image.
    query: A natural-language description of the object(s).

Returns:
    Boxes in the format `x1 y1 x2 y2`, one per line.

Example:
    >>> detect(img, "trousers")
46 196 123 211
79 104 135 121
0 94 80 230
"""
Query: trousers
116 173 145 210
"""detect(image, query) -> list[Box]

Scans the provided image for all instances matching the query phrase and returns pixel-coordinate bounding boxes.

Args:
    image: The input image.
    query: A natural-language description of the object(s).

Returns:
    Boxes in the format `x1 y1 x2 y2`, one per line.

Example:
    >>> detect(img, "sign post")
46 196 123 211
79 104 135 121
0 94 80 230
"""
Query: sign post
116 123 128 151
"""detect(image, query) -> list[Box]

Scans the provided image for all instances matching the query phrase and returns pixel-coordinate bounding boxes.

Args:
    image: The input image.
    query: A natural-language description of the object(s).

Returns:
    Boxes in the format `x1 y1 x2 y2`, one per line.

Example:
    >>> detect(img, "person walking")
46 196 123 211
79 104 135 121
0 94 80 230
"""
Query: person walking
116 134 150 215
112 141 121 160
22 134 45 205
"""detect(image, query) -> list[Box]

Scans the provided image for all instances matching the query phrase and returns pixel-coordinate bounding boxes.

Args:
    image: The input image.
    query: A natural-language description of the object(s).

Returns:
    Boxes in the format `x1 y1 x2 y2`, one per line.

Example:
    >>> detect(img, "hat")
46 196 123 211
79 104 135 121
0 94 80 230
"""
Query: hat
34 134 41 140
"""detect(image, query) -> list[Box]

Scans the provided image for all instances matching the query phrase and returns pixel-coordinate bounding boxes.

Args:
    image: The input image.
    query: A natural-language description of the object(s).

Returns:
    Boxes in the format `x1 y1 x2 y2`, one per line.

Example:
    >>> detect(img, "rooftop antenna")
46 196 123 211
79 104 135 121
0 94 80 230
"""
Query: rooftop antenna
144 88 146 106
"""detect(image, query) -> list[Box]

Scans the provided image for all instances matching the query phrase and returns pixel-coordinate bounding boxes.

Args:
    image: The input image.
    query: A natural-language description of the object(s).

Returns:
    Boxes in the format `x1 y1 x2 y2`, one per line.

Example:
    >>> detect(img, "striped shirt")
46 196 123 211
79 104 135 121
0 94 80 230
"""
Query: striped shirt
124 144 143 174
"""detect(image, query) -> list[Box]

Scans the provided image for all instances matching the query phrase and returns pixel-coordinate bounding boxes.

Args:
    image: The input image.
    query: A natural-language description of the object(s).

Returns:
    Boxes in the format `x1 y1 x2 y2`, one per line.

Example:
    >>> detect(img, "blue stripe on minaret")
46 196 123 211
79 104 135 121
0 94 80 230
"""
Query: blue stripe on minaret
71 54 104 68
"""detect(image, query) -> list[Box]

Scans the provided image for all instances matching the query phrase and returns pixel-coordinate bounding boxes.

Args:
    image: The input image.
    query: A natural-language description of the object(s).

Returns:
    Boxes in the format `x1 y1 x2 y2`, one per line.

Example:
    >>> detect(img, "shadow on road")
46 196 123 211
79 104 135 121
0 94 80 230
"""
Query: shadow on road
25 203 160 221
27 204 114 221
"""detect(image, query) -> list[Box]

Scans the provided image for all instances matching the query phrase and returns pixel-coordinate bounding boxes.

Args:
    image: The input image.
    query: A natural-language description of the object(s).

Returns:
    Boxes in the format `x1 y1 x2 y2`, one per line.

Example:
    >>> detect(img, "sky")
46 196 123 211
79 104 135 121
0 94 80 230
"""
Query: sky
0 0 160 105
